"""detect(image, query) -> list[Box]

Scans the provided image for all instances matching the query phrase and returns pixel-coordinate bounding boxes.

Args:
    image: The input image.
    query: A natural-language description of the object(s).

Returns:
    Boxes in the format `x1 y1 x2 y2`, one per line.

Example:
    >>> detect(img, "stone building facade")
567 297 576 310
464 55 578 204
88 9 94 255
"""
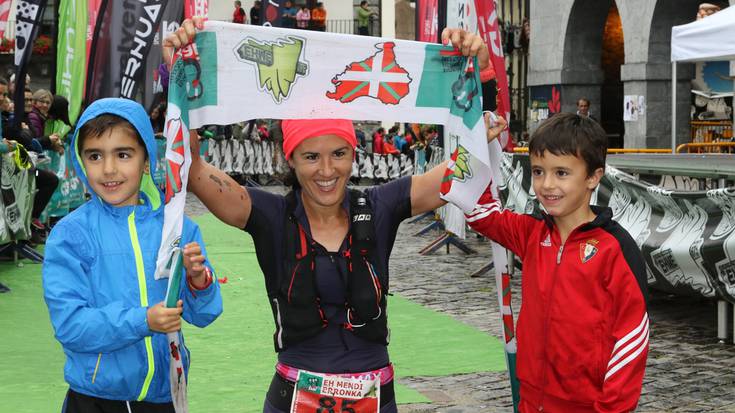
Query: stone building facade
528 0 733 149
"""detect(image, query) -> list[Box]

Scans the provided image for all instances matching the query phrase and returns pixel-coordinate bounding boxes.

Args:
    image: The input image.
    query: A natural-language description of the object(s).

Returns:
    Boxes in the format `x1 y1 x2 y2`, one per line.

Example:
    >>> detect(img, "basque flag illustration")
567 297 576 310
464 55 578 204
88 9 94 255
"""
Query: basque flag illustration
327 42 412 105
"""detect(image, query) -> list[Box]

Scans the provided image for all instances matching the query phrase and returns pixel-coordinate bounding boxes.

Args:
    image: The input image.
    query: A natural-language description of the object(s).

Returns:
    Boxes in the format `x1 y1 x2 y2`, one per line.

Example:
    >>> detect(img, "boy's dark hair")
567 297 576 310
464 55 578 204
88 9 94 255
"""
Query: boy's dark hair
529 112 607 176
77 114 148 160
0 77 7 86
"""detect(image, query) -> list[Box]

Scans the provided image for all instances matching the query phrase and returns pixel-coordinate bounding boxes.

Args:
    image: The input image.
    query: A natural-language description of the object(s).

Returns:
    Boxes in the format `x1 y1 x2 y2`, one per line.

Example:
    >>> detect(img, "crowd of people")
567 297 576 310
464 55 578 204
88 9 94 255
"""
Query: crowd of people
233 0 328 31
0 73 73 250
230 0 380 35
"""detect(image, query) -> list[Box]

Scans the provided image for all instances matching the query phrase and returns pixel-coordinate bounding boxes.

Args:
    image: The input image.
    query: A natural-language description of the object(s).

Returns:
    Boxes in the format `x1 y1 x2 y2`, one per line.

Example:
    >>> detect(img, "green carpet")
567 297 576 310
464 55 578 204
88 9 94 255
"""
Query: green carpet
0 213 505 413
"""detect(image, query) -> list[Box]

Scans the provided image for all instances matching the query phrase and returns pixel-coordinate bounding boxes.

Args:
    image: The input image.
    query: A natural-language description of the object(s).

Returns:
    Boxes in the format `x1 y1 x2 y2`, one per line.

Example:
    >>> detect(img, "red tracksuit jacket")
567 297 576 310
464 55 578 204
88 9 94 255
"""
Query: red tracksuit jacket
466 192 649 412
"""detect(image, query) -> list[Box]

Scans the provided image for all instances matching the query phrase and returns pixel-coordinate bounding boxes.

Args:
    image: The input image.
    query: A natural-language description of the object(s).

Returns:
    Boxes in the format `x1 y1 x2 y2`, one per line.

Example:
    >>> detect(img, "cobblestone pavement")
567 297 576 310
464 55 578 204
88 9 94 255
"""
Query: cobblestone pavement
186 190 735 413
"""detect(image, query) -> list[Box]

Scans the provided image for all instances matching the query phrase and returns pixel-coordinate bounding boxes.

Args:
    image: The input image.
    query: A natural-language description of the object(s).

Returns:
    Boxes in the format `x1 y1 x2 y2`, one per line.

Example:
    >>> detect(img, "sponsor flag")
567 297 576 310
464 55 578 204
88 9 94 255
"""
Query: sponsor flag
86 0 169 103
56 0 87 127
0 0 11 39
475 0 511 149
185 0 207 19
416 0 439 42
12 0 47 127
84 0 103 97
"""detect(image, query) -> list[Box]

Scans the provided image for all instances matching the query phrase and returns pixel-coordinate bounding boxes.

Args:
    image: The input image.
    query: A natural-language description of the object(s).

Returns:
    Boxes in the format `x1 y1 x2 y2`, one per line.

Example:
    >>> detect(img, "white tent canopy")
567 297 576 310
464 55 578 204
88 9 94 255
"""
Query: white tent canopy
669 6 735 151
671 6 735 63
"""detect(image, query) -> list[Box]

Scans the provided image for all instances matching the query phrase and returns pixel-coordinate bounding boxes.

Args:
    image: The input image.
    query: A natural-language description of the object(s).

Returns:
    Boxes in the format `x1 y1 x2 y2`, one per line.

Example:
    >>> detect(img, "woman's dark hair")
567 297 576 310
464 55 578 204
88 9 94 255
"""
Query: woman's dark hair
528 112 607 176
49 95 71 126
282 167 301 190
77 114 148 160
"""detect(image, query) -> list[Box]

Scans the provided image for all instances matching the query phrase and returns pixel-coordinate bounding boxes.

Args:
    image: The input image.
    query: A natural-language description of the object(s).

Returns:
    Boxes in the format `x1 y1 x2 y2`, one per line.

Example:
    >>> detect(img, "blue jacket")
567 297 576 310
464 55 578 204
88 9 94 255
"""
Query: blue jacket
42 98 222 403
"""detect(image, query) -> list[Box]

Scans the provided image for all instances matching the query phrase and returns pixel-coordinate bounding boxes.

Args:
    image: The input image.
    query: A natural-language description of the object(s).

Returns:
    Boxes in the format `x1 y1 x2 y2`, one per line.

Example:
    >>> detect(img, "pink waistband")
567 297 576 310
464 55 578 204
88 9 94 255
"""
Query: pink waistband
276 362 394 386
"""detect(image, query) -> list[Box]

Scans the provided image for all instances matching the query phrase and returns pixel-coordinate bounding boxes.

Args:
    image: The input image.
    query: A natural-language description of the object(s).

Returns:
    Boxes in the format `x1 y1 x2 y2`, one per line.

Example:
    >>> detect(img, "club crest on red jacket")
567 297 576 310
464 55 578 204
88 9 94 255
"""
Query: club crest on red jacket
580 239 599 263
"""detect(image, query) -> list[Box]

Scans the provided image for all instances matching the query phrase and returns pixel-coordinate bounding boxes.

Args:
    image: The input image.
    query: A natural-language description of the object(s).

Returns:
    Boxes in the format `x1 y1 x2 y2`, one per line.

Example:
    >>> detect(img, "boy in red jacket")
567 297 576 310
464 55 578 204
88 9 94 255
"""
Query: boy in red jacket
467 113 648 412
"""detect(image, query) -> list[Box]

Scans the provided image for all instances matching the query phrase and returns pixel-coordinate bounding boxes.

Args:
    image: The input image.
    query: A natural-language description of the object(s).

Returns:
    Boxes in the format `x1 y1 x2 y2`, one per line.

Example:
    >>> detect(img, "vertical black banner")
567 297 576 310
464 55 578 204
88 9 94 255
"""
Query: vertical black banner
85 0 169 104
143 0 183 110
13 0 48 127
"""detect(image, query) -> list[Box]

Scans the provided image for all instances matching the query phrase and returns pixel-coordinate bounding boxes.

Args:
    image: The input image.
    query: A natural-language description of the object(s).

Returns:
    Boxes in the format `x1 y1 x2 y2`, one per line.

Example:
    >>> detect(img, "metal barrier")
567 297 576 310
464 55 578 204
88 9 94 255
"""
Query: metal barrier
690 120 733 153
326 19 381 36
676 141 735 153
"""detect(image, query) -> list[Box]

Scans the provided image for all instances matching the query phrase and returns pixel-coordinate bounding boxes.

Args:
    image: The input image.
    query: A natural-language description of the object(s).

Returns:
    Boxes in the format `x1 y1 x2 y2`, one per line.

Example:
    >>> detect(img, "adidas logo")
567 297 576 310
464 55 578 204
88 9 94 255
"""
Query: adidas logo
541 234 551 247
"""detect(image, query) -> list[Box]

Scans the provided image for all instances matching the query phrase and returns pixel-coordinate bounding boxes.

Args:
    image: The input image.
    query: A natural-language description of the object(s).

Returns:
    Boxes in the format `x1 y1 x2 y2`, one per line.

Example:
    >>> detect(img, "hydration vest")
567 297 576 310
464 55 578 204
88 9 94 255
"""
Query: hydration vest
266 189 389 352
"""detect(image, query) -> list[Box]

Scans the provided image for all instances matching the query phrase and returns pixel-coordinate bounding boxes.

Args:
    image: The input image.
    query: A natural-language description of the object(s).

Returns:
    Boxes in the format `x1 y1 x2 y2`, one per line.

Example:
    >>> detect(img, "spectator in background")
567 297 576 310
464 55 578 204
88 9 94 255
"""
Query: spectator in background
697 3 721 19
404 130 414 146
355 128 366 149
388 125 405 153
296 4 310 29
27 89 63 154
356 1 378 36
281 1 297 29
311 2 327 31
149 102 166 136
257 119 270 140
250 0 262 25
8 73 30 99
382 139 400 155
48 95 72 131
372 127 385 154
576 98 598 122
233 0 246 24
24 87 33 115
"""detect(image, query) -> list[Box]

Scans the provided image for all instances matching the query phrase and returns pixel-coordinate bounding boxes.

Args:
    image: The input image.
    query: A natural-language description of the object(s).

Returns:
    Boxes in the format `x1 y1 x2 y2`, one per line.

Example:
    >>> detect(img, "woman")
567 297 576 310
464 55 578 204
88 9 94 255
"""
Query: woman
26 90 63 153
164 18 505 413
149 101 167 136
296 4 310 29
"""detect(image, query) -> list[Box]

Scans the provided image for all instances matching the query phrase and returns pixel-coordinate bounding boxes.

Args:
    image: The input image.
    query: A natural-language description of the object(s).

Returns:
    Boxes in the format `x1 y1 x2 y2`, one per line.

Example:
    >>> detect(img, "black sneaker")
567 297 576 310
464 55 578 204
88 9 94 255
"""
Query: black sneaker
0 282 10 293
30 229 46 245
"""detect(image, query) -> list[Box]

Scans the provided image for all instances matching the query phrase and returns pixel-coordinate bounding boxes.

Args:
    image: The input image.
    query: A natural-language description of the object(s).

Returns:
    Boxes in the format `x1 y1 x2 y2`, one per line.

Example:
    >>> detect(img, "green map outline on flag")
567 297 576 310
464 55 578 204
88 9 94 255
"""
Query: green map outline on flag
446 145 472 182
326 42 412 105
234 35 309 104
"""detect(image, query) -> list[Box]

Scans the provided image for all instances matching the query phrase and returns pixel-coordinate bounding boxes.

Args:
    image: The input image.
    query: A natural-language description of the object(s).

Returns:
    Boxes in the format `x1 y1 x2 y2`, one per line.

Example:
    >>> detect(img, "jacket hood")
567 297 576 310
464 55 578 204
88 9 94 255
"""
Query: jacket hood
71 98 161 211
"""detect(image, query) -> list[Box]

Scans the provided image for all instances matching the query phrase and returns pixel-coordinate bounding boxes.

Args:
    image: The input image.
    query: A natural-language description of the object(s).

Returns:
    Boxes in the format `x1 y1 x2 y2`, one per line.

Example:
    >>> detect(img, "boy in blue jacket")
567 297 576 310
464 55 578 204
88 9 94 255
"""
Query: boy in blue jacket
42 98 223 413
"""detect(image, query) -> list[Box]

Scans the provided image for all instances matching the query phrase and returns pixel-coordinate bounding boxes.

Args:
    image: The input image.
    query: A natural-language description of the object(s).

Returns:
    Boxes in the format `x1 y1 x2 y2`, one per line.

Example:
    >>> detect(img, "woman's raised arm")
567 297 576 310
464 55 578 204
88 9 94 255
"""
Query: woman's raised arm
409 28 505 216
164 18 252 229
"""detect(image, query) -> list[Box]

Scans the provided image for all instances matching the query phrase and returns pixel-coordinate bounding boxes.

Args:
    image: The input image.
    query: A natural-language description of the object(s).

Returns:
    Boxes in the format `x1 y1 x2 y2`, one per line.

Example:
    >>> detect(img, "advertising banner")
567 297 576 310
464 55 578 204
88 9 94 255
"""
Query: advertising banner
475 0 511 149
416 0 439 42
56 0 88 125
12 0 47 126
185 0 207 19
143 0 184 110
86 0 169 103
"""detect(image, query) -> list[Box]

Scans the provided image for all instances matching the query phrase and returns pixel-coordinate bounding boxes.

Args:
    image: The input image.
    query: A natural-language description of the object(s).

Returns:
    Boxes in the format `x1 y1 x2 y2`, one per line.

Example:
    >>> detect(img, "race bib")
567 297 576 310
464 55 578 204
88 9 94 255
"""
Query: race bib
290 370 380 413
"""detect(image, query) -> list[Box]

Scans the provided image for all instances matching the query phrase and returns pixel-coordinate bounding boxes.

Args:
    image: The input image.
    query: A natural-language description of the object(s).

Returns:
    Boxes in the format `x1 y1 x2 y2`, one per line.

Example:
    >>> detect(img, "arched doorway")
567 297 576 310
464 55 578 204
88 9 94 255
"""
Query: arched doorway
561 0 622 147
600 4 624 148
